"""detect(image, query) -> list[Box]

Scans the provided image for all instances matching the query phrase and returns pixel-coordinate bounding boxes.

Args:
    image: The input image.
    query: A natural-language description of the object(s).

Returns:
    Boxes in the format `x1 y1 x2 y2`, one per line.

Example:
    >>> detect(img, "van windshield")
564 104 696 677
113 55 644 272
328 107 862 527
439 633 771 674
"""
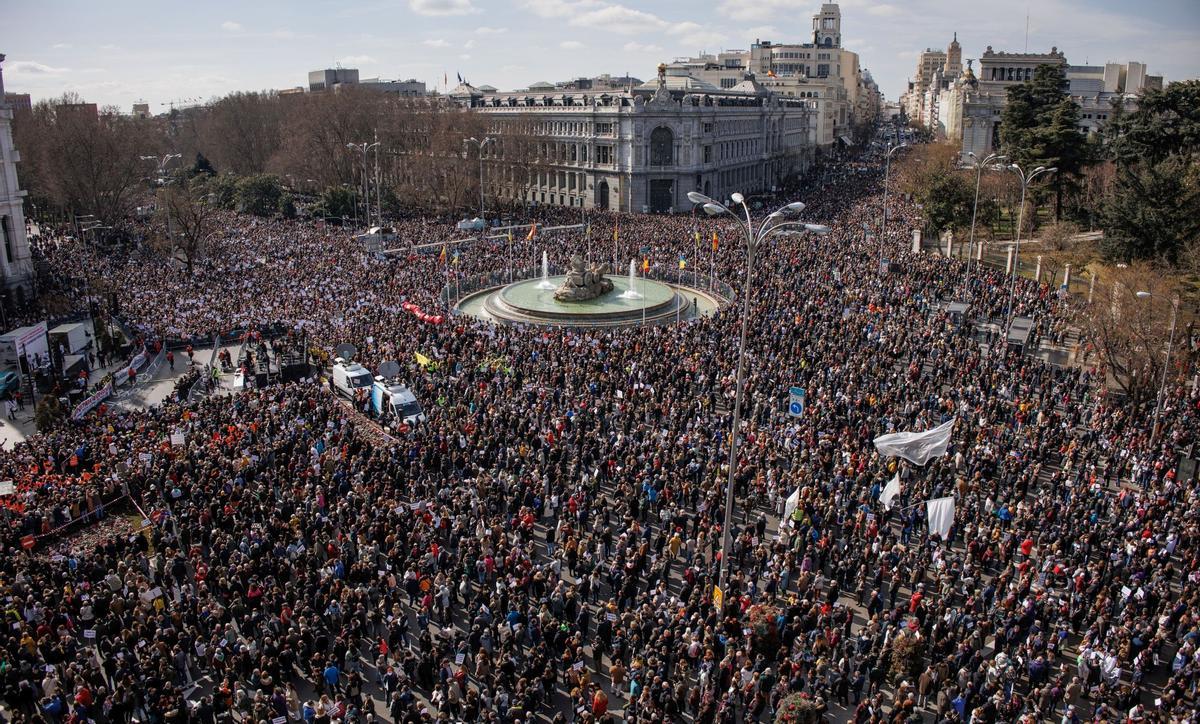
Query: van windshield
350 374 372 388
398 400 423 418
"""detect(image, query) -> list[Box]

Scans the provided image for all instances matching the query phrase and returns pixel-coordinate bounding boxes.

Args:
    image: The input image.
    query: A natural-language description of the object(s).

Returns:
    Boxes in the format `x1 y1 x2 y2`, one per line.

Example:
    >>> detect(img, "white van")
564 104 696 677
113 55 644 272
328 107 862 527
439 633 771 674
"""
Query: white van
330 358 372 398
370 379 426 426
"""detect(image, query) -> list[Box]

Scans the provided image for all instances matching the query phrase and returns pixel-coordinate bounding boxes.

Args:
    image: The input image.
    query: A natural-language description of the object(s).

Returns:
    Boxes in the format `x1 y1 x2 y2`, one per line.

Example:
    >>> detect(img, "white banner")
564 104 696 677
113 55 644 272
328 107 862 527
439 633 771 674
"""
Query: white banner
778 487 801 538
71 382 113 421
880 474 901 510
926 496 955 539
873 418 956 466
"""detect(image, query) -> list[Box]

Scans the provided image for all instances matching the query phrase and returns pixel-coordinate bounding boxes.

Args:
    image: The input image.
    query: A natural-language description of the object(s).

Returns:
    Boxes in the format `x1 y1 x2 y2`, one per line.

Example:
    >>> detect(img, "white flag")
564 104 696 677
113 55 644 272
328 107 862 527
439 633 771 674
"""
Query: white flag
778 487 801 538
873 418 956 466
926 496 955 539
880 474 901 510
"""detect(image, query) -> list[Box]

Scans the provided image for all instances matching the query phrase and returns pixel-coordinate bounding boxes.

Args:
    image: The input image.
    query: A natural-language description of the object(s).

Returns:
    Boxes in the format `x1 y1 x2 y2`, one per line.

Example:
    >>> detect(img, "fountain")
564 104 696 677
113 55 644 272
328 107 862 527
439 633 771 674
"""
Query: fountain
619 259 643 299
535 250 556 289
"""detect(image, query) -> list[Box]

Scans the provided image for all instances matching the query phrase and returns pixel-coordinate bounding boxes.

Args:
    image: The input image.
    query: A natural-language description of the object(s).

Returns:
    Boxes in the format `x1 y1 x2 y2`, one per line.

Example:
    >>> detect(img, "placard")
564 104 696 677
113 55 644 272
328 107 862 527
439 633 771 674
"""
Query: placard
84 629 97 639
0 481 14 496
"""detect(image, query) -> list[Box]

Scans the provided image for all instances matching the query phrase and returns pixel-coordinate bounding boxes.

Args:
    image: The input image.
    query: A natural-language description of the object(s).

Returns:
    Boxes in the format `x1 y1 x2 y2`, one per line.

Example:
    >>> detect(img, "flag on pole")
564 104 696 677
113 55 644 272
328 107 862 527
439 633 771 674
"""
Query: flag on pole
712 230 719 252
439 244 447 264
678 255 686 269
642 257 649 273
452 250 460 266
526 224 537 241
880 473 901 510
507 230 513 243
926 496 955 539
414 352 433 369
873 418 956 466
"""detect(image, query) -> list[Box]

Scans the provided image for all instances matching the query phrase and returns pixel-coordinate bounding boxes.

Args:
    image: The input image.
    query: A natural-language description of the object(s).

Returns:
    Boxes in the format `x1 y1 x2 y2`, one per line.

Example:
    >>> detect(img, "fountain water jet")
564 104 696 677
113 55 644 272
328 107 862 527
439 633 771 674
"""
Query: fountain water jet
619 259 643 299
535 250 556 289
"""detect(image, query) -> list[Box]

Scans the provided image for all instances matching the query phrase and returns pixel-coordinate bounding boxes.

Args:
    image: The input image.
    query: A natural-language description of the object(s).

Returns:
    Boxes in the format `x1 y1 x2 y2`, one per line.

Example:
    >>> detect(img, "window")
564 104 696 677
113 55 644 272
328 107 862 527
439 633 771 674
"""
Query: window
703 123 713 133
822 17 834 29
649 126 674 166
704 146 712 163
0 216 10 264
597 145 612 164
818 64 830 77
596 122 613 135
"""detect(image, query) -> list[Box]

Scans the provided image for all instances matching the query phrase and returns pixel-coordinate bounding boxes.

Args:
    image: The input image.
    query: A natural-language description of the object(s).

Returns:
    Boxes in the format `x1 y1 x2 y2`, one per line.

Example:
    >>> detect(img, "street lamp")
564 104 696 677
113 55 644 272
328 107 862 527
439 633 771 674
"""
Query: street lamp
686 189 829 601
1135 290 1180 448
879 142 907 271
1006 163 1056 327
463 137 495 223
962 152 1007 296
347 141 380 229
139 153 182 184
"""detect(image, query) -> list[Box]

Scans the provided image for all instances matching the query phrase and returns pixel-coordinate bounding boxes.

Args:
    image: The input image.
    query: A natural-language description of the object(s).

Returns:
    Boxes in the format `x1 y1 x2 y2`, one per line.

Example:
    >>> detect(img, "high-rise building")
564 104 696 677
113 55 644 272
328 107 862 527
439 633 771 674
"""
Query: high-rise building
0 55 33 299
132 102 151 119
308 68 360 92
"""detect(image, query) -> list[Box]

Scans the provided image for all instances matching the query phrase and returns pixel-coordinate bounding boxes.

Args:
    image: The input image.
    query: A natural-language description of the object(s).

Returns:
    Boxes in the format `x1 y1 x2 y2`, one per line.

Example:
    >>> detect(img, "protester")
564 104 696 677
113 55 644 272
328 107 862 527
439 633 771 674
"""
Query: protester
2 151 1197 724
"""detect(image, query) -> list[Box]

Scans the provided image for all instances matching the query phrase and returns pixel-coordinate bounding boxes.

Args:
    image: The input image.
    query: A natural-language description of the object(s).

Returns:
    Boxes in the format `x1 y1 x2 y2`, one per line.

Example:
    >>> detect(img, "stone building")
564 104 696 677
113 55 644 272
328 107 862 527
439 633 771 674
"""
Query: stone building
0 55 33 300
451 65 816 213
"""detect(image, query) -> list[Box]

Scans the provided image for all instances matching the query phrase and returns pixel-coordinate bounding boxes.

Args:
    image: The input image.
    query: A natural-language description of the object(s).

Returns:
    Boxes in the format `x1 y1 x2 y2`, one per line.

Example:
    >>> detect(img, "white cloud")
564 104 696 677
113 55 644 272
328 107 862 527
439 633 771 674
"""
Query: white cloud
409 0 479 16
423 38 451 48
867 4 901 17
267 29 311 40
559 40 584 50
51 43 72 49
99 44 121 51
338 55 376 65
464 39 476 49
220 21 243 32
716 0 808 22
522 0 601 18
570 5 666 35
622 41 663 54
745 26 778 39
668 21 724 48
8 61 71 75
474 26 508 35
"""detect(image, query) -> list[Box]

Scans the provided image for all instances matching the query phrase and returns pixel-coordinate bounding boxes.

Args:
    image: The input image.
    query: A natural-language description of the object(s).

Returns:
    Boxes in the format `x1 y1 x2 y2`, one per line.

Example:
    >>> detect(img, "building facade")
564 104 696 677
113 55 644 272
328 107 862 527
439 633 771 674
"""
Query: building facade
659 2 878 147
452 66 816 213
0 56 33 299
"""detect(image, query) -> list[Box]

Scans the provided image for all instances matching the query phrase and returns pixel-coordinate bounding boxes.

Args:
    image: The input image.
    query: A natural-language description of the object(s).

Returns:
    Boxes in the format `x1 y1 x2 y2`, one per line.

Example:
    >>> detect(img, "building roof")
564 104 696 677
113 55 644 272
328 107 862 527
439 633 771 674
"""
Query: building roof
634 75 722 92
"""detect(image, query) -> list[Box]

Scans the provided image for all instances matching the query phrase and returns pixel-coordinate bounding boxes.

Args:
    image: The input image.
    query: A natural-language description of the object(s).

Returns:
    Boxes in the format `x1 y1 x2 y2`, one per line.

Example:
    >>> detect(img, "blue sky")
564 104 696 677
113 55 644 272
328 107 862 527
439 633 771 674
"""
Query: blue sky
3 0 1198 111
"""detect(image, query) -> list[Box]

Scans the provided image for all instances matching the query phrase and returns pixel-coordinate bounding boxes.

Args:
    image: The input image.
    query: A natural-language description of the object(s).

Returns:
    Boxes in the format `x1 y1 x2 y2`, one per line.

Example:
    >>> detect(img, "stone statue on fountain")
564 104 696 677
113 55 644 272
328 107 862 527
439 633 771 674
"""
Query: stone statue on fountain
554 255 614 301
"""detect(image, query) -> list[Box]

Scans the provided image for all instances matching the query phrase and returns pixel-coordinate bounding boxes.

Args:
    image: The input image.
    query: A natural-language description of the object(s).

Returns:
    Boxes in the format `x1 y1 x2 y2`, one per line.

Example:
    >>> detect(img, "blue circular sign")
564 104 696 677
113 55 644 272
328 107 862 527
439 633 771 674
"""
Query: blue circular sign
789 402 803 415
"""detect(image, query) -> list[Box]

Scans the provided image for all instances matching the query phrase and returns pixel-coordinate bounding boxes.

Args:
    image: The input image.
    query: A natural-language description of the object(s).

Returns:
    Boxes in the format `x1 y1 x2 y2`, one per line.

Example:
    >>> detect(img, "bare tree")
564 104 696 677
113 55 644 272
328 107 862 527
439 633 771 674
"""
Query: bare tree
156 180 216 275
1078 263 1187 407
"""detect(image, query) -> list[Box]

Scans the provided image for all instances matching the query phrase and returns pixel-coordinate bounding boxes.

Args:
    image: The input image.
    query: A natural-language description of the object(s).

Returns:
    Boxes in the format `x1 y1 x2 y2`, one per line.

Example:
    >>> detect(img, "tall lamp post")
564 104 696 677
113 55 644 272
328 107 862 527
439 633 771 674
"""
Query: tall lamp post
686 189 830 599
463 136 494 224
961 152 1006 296
1005 163 1056 326
879 142 907 271
141 153 182 242
347 141 380 229
1135 290 1180 448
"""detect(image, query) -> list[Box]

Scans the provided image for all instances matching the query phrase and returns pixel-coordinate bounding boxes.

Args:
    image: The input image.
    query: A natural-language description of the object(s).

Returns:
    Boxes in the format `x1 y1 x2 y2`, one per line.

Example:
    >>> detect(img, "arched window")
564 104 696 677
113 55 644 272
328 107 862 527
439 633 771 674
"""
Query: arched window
649 126 673 166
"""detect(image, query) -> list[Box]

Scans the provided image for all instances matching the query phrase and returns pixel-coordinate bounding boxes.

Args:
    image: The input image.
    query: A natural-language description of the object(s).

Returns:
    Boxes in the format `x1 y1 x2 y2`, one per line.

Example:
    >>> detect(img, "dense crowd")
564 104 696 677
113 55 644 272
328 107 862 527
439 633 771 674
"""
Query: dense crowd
2 151 1198 724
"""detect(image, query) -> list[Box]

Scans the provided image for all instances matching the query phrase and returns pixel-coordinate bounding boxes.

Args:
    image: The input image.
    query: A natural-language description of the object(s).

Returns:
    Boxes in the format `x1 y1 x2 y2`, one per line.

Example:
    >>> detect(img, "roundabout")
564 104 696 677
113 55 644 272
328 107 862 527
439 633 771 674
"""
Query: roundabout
458 273 724 327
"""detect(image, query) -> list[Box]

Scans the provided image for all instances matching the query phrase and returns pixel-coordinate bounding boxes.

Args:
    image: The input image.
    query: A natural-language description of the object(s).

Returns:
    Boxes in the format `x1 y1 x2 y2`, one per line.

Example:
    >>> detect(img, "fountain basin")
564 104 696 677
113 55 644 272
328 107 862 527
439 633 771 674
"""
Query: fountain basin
460 275 721 327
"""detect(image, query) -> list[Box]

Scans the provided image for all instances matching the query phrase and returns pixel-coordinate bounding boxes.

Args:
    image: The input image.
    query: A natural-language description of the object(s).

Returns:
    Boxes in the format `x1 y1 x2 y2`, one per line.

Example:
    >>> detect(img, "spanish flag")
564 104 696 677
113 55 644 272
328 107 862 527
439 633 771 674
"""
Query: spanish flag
678 255 686 269
767 69 777 78
642 257 649 273
439 244 447 263
414 352 432 369
712 231 719 252
526 223 537 241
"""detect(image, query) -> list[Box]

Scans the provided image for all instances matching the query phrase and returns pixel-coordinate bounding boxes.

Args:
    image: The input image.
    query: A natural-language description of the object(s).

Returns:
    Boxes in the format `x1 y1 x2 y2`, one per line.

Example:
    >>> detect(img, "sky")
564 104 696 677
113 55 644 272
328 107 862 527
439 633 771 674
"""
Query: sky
3 0 1198 111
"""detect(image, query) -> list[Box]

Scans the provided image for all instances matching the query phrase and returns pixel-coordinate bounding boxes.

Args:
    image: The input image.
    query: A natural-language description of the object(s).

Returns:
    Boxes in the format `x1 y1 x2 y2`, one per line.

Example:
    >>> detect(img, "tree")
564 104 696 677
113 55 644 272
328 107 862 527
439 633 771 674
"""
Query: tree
234 174 283 217
158 178 217 274
894 143 991 239
191 152 216 177
315 185 356 222
12 95 162 223
1098 155 1200 263
999 64 1090 221
279 192 297 219
1077 263 1186 408
1098 80 1200 264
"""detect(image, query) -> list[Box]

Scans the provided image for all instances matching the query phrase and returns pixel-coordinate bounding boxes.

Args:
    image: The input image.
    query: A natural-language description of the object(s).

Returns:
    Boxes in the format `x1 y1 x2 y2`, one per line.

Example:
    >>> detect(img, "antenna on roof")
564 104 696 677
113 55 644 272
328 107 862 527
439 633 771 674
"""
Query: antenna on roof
1025 8 1030 53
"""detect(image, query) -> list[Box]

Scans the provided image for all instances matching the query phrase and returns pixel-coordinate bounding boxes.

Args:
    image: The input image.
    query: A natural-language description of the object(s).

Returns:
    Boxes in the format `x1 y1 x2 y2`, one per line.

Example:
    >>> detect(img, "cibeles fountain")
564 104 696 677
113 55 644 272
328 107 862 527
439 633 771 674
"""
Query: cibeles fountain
457 252 723 328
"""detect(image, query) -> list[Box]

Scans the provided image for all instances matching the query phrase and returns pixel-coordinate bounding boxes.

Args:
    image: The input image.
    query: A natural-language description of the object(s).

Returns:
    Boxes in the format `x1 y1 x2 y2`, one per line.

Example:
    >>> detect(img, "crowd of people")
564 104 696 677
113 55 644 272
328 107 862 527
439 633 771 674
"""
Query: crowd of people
1 149 1198 724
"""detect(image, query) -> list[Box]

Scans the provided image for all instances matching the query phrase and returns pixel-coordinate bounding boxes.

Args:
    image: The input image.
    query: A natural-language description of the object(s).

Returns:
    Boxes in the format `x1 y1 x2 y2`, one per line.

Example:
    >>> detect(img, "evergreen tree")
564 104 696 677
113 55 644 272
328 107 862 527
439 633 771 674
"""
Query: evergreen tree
1098 80 1200 263
999 64 1089 221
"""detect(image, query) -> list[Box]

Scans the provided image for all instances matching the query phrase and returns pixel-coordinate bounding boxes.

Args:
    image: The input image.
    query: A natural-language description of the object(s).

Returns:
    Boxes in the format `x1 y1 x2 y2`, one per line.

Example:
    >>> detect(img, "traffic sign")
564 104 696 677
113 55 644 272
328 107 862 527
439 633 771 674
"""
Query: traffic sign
788 387 806 417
